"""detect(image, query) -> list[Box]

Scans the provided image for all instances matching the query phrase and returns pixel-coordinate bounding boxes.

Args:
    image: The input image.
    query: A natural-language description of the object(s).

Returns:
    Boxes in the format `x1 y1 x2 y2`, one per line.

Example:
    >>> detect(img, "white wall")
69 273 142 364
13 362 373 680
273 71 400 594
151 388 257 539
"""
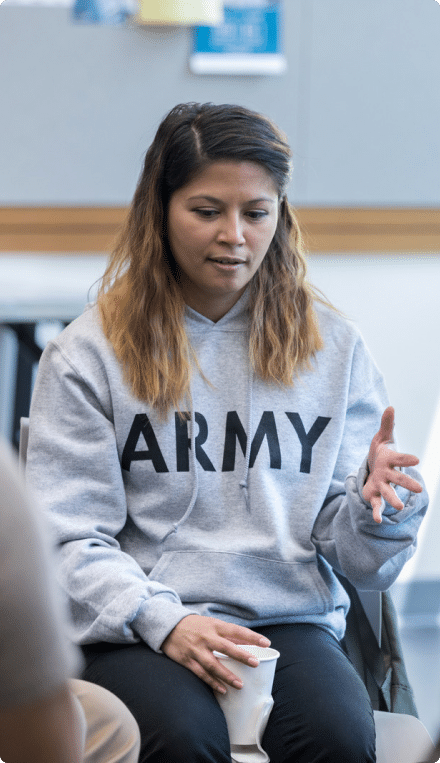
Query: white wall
307 254 440 457
307 253 440 581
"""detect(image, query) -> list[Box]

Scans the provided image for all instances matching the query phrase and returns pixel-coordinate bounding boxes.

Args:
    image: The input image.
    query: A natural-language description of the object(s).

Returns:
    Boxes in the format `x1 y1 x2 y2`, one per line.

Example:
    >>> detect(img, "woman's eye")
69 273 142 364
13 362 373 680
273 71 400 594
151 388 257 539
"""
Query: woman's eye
194 208 218 218
247 210 268 220
193 208 268 220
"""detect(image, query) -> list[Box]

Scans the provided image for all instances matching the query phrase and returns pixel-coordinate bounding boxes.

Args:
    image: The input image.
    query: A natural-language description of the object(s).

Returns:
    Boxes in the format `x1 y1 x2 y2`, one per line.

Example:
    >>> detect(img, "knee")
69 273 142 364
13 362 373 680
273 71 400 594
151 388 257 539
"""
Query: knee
143 702 231 763
303 713 376 763
70 678 141 763
268 707 376 763
322 724 376 763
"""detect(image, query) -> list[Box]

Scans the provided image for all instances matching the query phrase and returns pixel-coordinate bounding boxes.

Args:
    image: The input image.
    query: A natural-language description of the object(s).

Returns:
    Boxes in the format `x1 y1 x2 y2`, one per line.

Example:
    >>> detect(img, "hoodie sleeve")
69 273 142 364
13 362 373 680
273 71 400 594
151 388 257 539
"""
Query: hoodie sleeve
311 342 429 591
26 339 197 653
312 457 428 590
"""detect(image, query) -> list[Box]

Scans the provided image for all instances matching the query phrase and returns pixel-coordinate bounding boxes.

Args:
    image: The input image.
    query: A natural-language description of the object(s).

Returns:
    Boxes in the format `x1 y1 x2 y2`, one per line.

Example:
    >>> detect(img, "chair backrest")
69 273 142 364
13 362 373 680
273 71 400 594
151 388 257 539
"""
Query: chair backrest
357 589 382 647
19 416 30 475
373 710 433 763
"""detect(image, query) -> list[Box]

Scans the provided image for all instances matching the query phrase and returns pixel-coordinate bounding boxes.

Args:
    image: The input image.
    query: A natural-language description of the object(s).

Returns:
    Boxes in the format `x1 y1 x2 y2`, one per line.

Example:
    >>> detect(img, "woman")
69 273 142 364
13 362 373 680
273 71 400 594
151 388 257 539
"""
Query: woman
27 102 427 763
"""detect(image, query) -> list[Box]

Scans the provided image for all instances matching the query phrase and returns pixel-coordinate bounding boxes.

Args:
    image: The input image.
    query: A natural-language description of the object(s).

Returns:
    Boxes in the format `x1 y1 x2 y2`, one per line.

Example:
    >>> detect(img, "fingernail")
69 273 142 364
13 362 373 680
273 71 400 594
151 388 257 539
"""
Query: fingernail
248 657 260 666
259 637 271 646
232 679 243 689
216 686 227 694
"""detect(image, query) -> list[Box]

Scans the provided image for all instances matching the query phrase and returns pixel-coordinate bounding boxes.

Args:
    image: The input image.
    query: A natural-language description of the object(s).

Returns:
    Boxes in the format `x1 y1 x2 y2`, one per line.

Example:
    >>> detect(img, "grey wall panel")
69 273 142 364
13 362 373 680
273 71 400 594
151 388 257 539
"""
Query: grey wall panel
2 0 439 206
304 0 440 205
0 2 302 204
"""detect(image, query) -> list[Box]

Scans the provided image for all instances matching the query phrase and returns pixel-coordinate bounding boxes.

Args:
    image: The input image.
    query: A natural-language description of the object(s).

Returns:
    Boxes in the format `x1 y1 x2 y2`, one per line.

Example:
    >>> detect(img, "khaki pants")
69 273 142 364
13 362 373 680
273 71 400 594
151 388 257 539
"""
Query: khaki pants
71 679 140 763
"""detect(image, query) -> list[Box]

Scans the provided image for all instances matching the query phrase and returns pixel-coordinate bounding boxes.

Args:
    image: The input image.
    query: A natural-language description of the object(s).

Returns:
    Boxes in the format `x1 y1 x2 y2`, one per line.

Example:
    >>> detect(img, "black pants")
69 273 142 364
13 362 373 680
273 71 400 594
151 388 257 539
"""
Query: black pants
81 623 376 763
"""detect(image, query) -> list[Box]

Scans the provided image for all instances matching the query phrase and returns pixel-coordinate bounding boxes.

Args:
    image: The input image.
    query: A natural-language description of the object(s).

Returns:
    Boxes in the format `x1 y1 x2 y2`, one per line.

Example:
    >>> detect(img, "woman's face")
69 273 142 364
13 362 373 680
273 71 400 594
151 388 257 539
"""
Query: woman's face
167 160 279 322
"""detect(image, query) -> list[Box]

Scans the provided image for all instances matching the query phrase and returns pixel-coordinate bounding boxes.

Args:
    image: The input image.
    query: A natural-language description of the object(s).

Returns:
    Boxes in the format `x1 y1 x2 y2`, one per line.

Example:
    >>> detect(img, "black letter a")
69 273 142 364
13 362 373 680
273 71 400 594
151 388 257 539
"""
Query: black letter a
121 414 169 472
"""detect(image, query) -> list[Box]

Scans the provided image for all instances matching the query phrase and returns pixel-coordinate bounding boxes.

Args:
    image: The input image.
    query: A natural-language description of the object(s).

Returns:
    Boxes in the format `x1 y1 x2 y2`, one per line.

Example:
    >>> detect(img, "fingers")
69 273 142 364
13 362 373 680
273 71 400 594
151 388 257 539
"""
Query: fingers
370 461 422 492
207 644 263 693
377 406 395 444
365 484 403 523
363 441 423 522
389 468 423 494
212 624 271 688
370 496 385 524
364 473 411 514
161 616 270 695
367 407 395 474
222 623 271 654
212 647 262 693
389 451 420 469
185 652 246 695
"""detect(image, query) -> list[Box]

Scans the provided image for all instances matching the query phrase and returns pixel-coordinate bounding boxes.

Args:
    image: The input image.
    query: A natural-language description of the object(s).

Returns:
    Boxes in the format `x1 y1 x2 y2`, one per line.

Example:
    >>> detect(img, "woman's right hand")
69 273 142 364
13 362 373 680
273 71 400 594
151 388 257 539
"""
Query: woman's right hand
160 614 271 694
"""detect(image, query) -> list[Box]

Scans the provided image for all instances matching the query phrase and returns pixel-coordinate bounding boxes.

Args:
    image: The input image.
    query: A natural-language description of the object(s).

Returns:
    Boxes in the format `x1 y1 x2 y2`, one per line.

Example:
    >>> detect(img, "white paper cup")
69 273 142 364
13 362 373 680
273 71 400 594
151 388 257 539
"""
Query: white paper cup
213 645 279 746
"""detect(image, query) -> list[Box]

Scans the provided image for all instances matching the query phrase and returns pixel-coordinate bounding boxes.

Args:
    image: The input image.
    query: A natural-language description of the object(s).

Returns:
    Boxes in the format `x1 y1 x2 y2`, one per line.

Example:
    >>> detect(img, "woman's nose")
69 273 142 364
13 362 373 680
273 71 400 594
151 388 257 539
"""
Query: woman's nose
217 214 246 246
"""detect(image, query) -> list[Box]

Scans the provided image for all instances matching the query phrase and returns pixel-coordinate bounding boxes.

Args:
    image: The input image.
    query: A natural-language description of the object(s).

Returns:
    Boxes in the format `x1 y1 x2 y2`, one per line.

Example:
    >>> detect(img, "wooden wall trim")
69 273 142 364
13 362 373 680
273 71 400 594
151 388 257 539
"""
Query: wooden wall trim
297 207 440 254
1 206 440 254
0 207 127 254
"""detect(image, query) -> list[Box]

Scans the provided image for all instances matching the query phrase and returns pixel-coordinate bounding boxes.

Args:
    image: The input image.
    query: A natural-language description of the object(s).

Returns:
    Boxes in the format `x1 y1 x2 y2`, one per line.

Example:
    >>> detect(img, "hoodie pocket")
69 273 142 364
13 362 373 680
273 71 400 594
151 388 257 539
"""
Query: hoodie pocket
148 550 334 620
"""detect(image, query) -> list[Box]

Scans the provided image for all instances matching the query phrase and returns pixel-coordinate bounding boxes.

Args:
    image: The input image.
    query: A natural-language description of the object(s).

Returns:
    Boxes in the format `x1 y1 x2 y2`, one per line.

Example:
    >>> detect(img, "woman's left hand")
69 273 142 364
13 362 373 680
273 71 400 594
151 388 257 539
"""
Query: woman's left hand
362 406 423 524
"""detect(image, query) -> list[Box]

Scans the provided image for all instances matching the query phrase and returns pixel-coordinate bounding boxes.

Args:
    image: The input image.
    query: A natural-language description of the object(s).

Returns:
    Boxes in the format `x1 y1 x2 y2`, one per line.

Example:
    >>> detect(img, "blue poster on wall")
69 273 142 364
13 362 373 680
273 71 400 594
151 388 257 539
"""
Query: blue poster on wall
72 0 136 24
190 0 286 76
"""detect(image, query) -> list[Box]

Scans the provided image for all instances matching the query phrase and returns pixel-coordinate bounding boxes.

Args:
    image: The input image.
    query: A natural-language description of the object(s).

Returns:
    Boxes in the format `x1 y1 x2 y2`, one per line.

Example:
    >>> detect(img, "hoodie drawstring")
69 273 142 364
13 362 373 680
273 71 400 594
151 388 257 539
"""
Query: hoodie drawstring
162 364 253 541
161 408 199 542
239 370 253 511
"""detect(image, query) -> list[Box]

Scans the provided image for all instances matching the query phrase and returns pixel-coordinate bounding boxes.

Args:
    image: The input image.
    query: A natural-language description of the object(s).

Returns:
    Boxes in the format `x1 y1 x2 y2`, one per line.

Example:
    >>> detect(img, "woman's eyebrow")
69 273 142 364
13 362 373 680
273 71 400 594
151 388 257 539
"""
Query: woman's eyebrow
187 194 276 204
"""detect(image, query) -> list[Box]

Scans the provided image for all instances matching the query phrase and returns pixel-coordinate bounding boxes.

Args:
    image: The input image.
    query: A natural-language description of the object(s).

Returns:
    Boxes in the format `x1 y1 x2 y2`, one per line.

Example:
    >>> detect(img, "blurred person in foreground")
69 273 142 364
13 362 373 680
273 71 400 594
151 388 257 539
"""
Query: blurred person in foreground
26 102 428 763
0 440 140 763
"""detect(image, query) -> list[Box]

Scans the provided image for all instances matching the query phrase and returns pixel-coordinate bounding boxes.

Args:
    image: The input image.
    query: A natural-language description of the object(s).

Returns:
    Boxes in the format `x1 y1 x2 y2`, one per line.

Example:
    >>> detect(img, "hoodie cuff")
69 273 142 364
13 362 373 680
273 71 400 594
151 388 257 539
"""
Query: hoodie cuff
132 595 199 653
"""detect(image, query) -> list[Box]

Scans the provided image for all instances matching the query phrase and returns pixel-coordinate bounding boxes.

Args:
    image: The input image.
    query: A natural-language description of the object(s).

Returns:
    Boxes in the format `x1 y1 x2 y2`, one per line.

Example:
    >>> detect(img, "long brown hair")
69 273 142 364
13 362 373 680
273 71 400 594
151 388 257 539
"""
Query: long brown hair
98 103 323 416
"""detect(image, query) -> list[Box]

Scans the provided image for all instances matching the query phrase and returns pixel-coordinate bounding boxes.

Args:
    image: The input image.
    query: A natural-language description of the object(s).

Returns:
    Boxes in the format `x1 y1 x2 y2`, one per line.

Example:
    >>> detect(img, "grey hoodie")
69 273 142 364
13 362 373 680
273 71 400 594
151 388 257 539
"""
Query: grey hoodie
26 293 428 652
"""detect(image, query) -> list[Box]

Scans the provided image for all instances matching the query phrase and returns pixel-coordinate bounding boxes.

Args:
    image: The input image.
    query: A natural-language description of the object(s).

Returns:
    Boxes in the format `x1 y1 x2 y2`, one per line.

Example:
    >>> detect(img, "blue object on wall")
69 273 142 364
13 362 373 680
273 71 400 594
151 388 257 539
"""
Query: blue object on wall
72 0 135 24
190 1 286 75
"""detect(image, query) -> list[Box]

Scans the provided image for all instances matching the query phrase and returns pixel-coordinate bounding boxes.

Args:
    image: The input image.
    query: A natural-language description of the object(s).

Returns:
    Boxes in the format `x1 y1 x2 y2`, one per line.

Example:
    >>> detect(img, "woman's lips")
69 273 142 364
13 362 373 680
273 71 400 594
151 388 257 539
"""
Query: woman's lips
207 257 245 271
